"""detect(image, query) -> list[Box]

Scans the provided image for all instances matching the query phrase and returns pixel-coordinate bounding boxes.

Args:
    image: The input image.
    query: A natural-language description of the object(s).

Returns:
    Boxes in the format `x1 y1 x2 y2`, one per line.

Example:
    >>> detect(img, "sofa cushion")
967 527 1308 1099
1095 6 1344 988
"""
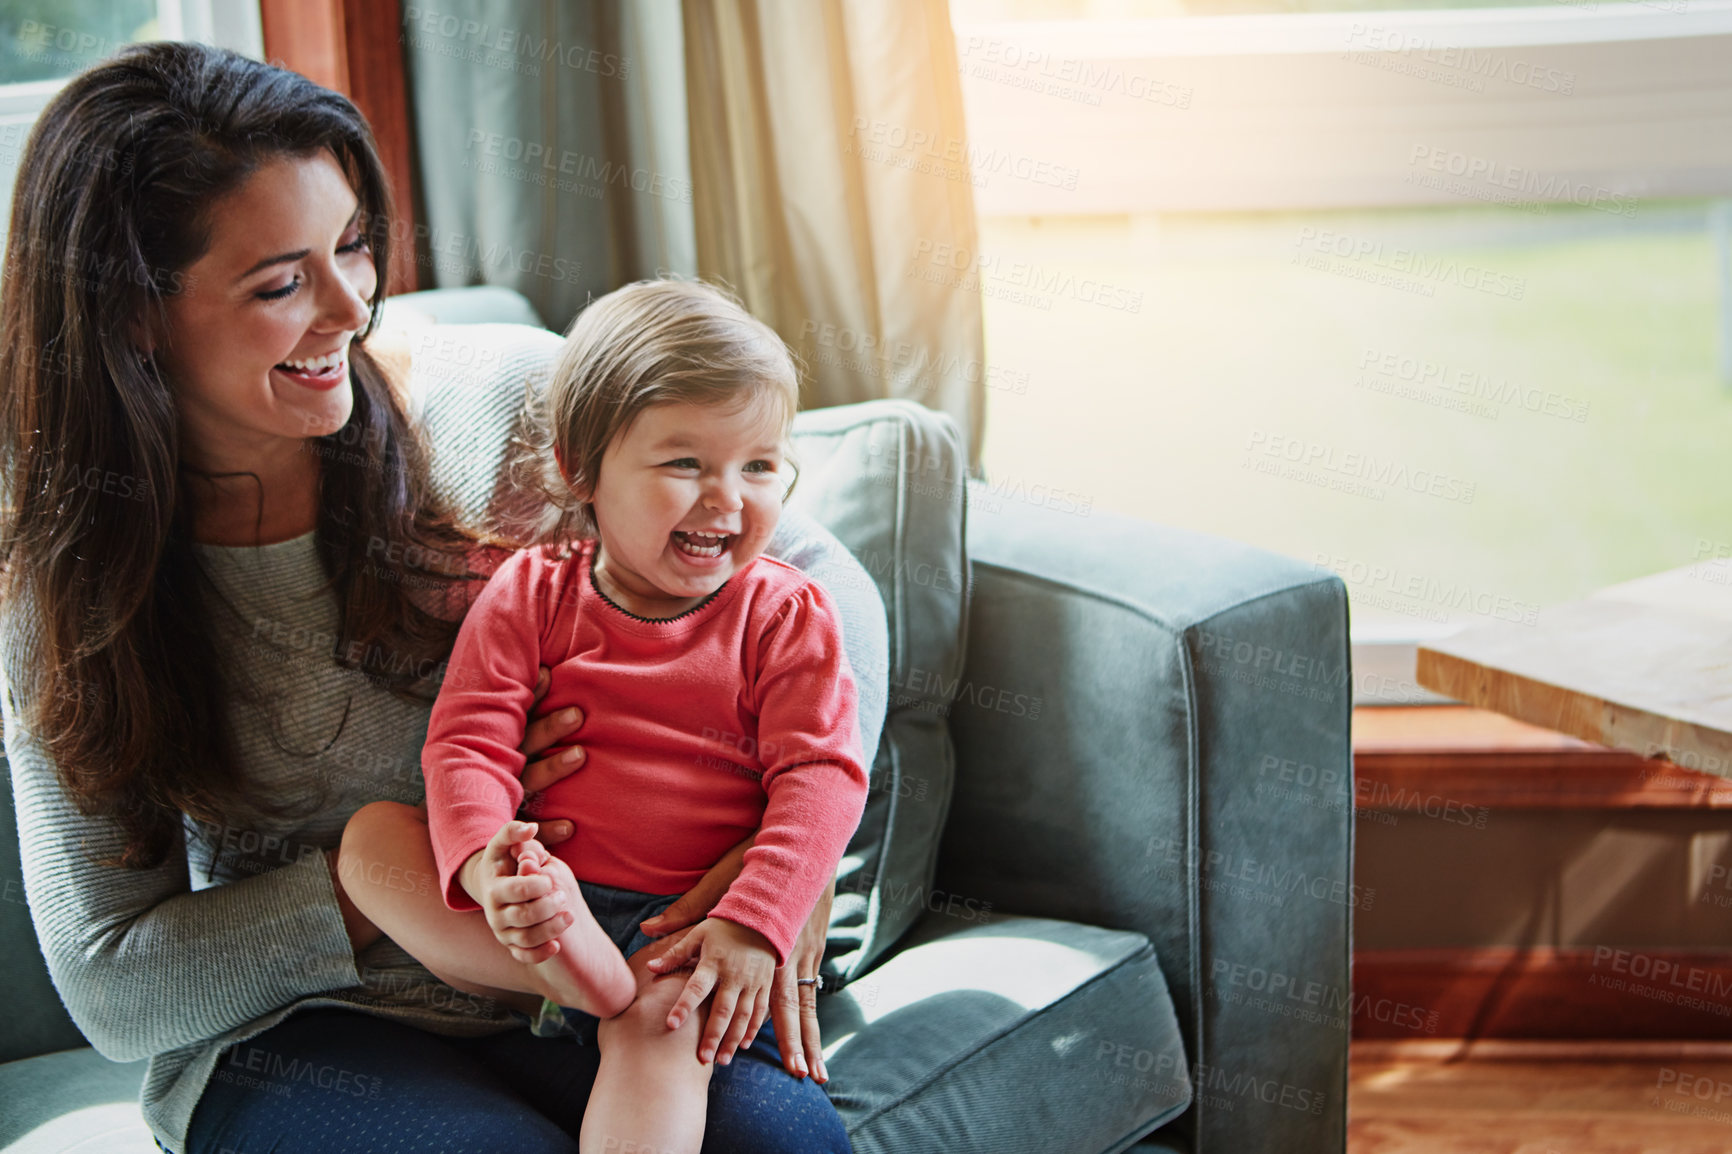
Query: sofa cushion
820 914 1190 1153
785 399 970 983
0 1047 150 1152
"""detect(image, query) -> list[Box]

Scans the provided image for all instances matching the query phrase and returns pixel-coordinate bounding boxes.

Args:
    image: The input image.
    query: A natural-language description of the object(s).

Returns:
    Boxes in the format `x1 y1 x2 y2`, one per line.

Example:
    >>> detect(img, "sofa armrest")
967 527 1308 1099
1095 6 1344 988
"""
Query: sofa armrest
939 489 1351 1154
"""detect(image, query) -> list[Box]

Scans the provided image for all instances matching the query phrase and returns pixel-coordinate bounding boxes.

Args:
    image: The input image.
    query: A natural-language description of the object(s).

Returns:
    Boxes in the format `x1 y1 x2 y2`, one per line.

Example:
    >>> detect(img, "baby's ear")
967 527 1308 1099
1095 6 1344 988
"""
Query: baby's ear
551 445 579 490
557 455 594 504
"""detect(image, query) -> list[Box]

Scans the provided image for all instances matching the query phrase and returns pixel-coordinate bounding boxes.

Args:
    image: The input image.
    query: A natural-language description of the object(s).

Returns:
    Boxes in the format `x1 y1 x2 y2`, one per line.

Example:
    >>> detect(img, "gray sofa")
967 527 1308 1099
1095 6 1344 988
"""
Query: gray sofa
0 292 1351 1154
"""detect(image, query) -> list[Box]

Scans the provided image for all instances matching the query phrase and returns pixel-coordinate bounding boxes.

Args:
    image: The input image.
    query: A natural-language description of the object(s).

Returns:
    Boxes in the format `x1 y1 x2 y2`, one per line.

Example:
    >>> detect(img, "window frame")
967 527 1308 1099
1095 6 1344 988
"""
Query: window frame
0 1 264 244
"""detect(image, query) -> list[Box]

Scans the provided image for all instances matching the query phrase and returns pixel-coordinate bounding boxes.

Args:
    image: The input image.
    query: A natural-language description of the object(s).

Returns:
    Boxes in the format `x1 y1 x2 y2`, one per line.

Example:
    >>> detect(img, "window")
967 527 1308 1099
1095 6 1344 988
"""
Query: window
2 1 158 85
0 1 262 233
950 1 1732 701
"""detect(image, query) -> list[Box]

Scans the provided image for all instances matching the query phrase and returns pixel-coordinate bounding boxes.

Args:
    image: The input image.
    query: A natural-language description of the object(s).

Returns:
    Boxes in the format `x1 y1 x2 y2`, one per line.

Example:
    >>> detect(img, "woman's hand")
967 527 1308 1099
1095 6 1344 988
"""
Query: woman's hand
638 832 753 940
647 917 777 1066
770 880 834 1082
457 819 571 963
640 839 836 1080
519 666 585 848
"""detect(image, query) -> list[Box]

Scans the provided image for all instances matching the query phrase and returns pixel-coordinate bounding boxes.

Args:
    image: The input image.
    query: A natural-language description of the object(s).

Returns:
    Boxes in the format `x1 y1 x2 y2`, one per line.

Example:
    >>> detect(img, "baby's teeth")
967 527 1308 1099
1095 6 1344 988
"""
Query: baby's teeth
675 531 726 556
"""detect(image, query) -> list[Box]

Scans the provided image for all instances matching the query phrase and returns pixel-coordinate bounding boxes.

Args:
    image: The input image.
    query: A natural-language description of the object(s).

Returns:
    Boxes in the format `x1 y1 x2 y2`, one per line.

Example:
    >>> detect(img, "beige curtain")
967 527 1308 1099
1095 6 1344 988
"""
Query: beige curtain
682 0 986 463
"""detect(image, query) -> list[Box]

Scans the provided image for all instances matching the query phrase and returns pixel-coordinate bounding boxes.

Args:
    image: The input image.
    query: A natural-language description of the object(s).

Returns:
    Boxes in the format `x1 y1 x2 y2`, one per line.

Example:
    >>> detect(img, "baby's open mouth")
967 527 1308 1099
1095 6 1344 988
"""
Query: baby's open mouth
672 531 731 558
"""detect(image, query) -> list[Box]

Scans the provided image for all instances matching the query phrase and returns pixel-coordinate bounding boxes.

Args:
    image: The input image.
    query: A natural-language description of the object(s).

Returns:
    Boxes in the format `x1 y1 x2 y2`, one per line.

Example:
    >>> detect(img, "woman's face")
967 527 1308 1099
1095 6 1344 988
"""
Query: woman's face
153 150 377 467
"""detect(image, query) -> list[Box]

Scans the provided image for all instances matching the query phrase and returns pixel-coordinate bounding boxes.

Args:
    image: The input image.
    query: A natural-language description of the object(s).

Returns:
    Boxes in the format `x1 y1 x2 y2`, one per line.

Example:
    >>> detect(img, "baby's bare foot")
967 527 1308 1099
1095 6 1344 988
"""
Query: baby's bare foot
516 849 635 1019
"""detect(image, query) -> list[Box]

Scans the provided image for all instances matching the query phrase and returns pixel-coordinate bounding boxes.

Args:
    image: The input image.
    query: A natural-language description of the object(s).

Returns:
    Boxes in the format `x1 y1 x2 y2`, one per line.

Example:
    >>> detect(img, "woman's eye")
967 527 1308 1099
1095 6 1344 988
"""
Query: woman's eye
257 233 366 302
257 278 302 302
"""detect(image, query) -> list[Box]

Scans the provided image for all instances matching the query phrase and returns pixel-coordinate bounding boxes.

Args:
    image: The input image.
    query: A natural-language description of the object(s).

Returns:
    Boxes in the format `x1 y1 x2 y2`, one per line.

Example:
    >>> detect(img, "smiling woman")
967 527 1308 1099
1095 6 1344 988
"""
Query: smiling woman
158 152 378 546
0 41 471 868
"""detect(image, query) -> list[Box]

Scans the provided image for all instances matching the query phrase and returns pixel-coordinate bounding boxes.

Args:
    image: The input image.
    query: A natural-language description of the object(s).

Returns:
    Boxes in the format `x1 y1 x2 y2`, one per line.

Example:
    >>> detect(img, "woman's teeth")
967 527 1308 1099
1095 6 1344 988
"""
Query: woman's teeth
275 351 344 375
673 531 729 558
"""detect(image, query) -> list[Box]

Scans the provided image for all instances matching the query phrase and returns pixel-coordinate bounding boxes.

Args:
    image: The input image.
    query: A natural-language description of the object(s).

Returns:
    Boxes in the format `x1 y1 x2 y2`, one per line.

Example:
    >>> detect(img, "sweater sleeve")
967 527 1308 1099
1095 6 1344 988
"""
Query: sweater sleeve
709 580 870 965
422 548 547 910
0 601 360 1064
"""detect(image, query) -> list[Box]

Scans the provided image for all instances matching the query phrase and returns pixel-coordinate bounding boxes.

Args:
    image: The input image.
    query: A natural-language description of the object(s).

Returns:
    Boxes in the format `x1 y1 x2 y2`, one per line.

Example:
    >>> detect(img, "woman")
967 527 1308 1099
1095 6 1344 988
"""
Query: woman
0 42 885 1154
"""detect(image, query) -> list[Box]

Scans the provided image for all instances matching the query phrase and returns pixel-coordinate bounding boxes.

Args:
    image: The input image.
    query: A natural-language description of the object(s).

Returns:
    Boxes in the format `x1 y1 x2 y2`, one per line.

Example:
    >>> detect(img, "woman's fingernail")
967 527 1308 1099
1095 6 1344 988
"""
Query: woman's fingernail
562 747 583 764
560 708 580 724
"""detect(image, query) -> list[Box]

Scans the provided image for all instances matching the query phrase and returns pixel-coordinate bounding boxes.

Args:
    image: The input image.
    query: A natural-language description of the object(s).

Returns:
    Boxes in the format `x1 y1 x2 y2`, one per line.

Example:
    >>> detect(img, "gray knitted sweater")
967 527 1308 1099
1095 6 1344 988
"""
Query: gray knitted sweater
2 324 889 1152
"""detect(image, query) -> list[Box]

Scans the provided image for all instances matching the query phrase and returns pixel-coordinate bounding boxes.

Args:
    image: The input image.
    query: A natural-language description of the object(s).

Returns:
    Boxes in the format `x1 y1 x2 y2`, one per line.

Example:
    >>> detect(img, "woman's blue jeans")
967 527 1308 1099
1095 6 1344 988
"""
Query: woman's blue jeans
179 1005 852 1153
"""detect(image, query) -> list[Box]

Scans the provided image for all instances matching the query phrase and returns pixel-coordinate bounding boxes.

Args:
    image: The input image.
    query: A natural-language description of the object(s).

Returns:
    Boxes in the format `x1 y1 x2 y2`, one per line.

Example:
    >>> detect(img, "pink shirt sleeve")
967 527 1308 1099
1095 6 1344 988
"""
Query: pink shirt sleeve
710 580 870 965
423 548 547 911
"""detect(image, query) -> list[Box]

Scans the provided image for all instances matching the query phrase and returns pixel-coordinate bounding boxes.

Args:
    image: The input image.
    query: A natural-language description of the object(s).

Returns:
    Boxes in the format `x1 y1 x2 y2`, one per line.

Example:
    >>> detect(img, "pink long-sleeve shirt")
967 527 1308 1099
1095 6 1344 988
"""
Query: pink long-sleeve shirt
423 540 868 966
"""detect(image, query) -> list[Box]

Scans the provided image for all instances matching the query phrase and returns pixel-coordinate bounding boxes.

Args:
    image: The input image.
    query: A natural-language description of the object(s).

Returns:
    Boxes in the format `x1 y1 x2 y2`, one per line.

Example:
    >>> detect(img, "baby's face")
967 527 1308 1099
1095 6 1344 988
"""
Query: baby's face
588 397 788 615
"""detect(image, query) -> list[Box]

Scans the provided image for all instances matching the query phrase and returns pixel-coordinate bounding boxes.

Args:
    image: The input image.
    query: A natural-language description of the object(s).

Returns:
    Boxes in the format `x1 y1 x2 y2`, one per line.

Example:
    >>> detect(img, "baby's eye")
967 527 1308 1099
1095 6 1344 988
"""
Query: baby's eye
661 458 700 470
743 460 776 474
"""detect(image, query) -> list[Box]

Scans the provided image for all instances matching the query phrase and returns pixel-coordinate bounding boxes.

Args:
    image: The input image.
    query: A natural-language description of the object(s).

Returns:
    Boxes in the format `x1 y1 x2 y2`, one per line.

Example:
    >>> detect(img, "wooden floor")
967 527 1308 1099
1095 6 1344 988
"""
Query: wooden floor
1350 1042 1732 1153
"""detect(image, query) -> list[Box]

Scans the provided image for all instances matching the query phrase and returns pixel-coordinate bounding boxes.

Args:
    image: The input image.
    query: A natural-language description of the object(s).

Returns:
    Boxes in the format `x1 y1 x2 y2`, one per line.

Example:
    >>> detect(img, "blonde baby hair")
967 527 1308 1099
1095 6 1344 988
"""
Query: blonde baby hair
515 278 800 545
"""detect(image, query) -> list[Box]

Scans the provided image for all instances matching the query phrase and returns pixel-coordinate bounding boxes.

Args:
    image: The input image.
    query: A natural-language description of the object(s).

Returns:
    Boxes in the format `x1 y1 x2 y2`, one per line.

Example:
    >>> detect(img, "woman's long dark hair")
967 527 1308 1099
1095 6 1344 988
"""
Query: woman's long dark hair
0 43 489 868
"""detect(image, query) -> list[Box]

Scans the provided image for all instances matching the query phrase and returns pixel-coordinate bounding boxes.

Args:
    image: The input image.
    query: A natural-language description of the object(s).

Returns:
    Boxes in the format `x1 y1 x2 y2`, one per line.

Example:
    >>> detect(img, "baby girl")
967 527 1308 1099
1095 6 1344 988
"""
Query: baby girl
343 279 869 1153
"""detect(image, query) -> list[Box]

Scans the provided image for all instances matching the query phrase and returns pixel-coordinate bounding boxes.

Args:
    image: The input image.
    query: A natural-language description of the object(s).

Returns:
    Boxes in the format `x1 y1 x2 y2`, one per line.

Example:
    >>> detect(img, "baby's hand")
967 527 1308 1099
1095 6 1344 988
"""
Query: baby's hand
647 917 776 1065
457 819 572 963
512 834 552 873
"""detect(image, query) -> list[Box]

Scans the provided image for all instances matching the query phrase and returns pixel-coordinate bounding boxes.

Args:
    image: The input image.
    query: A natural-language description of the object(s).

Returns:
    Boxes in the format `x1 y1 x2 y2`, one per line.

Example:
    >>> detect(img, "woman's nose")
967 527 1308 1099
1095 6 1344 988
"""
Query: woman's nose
320 260 374 333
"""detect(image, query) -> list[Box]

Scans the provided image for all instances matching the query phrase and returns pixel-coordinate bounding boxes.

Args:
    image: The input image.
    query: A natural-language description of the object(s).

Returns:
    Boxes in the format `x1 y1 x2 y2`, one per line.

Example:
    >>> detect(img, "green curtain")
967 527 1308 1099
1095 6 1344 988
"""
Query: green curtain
402 0 696 328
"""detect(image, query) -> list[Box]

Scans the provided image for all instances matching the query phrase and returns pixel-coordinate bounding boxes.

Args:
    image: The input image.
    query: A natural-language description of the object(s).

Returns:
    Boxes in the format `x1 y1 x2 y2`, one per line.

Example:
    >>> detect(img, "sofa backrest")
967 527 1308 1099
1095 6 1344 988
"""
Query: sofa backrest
783 399 971 982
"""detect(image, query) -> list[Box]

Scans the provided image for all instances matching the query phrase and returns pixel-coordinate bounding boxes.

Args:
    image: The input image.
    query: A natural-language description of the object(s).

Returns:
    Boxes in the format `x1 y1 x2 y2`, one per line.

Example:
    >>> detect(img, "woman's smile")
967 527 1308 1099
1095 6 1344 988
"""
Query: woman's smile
272 349 350 391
